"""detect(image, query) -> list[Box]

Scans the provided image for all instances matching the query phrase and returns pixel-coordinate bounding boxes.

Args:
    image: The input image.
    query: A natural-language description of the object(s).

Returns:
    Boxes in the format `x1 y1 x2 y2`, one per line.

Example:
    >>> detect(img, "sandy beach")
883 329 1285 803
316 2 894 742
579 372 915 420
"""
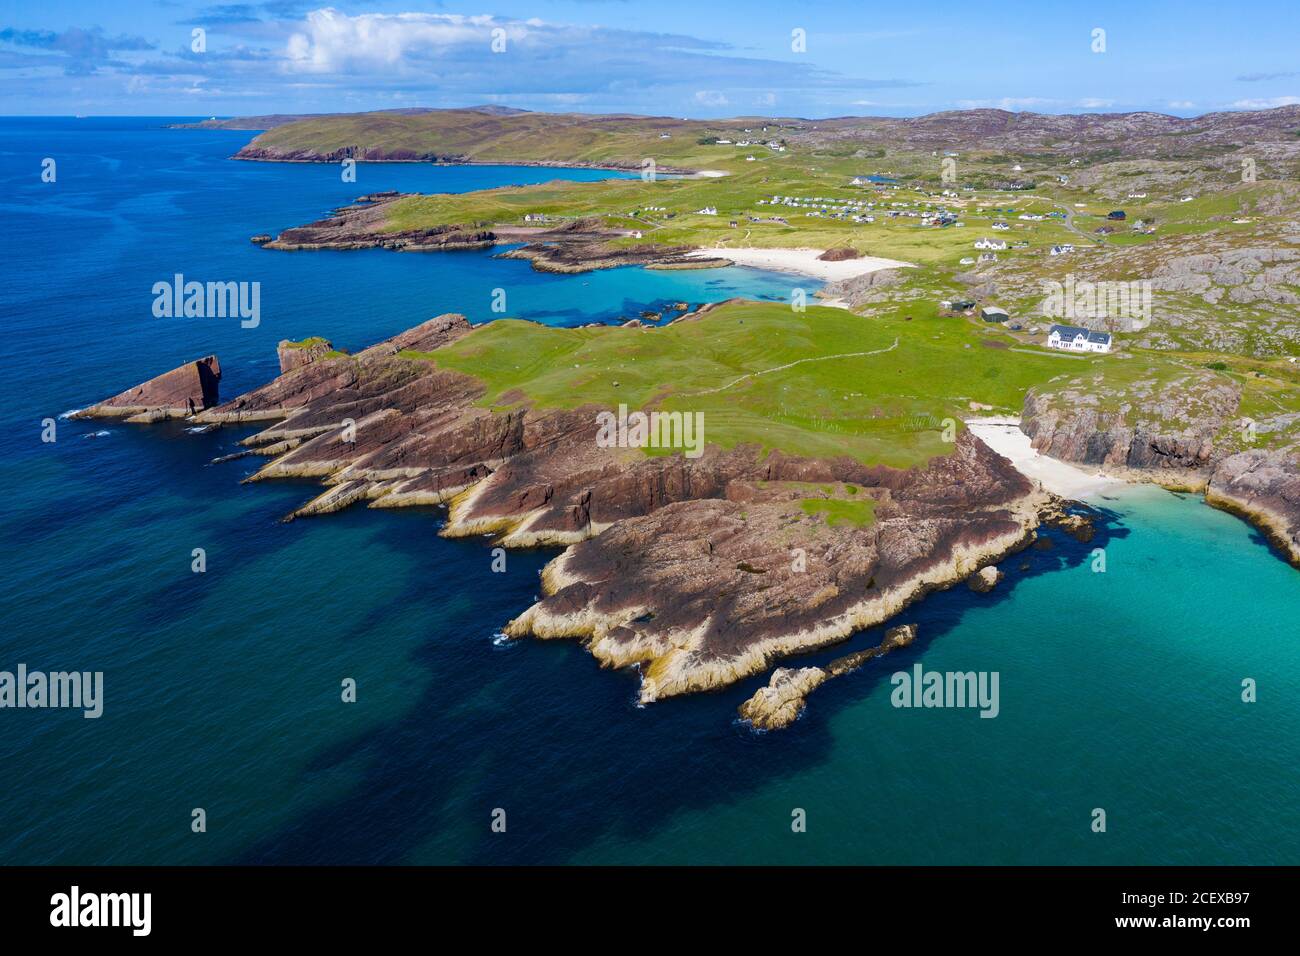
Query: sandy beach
686 246 915 282
965 416 1124 501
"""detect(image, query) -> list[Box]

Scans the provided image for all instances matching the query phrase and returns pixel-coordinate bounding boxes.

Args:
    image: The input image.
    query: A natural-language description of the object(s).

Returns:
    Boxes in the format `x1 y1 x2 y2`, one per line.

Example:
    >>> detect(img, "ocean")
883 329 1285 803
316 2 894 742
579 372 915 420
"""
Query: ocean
1 117 1297 865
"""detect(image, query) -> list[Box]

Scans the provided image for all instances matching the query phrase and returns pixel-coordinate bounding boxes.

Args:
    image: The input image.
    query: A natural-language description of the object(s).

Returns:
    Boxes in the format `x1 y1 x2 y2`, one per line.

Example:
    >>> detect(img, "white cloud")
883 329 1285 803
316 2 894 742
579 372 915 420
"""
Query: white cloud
284 10 508 74
1230 95 1300 109
1076 98 1114 109
694 90 729 107
1167 100 1196 109
954 97 1057 110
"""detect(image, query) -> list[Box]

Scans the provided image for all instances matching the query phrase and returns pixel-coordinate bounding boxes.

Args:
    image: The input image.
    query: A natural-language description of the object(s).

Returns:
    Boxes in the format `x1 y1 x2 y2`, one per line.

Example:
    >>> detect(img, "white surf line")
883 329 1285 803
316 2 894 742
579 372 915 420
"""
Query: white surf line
686 338 899 396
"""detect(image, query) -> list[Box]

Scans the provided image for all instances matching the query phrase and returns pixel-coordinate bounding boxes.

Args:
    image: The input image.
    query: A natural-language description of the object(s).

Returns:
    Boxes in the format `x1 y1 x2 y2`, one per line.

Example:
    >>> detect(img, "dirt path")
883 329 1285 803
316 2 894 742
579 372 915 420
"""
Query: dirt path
686 338 900 396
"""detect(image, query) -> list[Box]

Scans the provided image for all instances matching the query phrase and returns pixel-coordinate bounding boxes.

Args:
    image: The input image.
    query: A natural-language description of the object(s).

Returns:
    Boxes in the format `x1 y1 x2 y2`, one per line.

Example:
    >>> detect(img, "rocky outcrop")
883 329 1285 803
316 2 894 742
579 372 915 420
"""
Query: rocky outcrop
495 225 726 273
259 192 495 252
818 267 906 307
277 338 336 374
84 312 1054 708
1151 248 1300 309
738 623 917 730
75 356 221 422
966 566 1003 592
496 241 713 273
1020 372 1239 472
505 434 1042 701
1208 445 1300 566
1020 374 1300 567
817 247 861 262
261 197 719 272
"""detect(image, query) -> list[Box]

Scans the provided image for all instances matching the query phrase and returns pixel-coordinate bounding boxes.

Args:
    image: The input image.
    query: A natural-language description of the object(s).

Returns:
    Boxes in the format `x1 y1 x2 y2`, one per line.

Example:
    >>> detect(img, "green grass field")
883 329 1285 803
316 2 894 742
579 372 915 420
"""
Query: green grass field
255 108 1298 472
412 300 1133 468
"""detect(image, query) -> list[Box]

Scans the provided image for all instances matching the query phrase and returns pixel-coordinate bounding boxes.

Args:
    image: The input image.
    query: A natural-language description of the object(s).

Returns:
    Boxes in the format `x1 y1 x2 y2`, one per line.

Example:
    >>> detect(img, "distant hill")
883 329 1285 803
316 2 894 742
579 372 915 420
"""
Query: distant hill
170 104 530 132
204 104 1300 166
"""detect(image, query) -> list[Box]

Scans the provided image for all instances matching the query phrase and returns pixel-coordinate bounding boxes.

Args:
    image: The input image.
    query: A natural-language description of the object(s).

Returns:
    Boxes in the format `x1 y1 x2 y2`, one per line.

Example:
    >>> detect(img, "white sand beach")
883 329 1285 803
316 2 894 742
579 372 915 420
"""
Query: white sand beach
965 416 1123 501
687 246 915 282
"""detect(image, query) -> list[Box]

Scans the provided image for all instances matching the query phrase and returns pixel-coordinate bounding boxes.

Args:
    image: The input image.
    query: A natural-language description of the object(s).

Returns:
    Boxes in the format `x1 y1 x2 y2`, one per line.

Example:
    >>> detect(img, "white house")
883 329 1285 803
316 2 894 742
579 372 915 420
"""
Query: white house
974 237 1008 250
1049 243 1075 256
696 206 718 216
991 221 1010 231
1047 324 1112 354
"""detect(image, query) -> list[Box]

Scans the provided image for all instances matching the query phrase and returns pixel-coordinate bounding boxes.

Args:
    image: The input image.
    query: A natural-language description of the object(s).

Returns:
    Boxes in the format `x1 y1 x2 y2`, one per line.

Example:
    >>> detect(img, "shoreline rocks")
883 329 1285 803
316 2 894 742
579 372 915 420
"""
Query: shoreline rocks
81 311 1055 709
1020 380 1299 568
75 356 221 422
738 623 918 730
277 338 336 374
966 565 1003 593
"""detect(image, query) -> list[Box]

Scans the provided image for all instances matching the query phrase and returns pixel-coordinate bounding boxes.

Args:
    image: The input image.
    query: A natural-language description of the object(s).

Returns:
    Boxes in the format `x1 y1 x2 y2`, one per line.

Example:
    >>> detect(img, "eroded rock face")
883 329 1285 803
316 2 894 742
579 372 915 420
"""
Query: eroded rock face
84 314 1046 705
263 195 495 251
818 267 905 307
507 434 1040 700
966 565 1003 593
1020 373 1300 567
1020 372 1239 471
738 623 919 730
277 338 335 374
1208 445 1300 566
76 355 221 422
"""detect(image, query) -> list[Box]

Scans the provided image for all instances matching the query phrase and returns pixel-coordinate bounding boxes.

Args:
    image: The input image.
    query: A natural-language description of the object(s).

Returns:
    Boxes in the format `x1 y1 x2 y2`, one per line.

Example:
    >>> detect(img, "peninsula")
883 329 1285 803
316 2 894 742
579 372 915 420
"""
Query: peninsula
84 104 1300 726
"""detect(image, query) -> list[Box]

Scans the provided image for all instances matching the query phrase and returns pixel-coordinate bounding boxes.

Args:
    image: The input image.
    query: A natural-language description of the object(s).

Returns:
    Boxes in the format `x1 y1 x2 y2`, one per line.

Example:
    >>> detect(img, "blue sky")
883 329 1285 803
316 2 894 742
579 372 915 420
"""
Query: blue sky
2 0 1298 117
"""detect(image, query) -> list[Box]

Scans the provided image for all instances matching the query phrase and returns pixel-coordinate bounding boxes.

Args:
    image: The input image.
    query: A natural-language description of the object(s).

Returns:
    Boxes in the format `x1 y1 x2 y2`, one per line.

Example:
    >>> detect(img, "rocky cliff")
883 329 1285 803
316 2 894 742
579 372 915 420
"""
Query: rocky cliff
1020 370 1239 473
1021 372 1300 566
75 355 221 422
738 623 918 730
1207 445 1300 565
86 313 1054 710
265 193 496 251
277 338 336 374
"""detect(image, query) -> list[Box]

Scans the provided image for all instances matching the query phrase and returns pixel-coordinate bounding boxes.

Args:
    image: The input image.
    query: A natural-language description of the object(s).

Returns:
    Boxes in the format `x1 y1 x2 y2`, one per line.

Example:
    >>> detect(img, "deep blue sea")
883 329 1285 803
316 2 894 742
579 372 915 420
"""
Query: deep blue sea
2 117 1298 865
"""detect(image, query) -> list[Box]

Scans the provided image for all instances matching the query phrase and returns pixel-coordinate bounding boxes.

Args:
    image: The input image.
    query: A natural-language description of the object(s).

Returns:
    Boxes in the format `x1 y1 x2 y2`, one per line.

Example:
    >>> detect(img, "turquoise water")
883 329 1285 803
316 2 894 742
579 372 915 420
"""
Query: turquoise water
1 118 1297 865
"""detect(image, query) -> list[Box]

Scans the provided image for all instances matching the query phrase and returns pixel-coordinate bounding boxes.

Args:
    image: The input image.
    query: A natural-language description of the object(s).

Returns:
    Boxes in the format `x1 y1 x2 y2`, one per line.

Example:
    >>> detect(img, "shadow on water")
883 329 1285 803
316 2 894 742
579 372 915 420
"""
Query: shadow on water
749 501 1131 732
227 503 1128 865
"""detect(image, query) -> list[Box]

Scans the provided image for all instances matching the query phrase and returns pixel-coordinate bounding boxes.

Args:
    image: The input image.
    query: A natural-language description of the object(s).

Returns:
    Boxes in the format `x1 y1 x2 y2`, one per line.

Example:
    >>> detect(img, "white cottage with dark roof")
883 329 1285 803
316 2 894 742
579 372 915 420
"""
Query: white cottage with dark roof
1047 324 1112 354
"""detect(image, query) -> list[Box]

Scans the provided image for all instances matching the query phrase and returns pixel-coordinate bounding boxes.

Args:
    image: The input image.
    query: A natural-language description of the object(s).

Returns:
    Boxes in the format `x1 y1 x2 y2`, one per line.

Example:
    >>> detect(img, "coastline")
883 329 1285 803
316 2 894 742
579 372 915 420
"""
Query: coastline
969 416 1300 568
230 152 703 176
965 417 1124 501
